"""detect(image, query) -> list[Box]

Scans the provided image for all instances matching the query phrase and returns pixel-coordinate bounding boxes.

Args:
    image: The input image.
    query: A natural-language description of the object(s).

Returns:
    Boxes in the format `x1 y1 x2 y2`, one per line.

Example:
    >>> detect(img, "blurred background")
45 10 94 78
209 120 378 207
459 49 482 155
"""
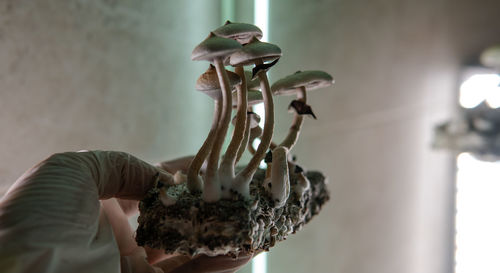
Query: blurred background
1 0 500 272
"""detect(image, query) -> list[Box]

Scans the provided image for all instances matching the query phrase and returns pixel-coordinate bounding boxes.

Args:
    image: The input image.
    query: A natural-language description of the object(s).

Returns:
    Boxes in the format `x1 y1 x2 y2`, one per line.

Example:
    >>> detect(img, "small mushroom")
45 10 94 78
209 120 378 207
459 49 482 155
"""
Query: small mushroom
271 70 334 150
191 33 242 202
294 171 311 199
230 37 282 198
186 65 241 194
213 20 263 44
269 146 290 208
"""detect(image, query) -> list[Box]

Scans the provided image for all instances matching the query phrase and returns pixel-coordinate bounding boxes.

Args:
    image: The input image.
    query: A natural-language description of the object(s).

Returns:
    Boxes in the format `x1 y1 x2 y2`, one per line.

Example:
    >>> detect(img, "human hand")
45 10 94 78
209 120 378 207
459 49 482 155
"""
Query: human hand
0 151 255 273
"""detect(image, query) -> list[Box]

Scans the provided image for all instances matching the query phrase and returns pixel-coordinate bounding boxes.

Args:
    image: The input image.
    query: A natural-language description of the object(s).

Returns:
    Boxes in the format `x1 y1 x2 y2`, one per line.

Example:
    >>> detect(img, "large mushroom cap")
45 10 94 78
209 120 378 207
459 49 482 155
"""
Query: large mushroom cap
271 70 334 96
229 37 282 67
213 21 263 44
191 32 242 62
232 90 263 108
196 65 241 100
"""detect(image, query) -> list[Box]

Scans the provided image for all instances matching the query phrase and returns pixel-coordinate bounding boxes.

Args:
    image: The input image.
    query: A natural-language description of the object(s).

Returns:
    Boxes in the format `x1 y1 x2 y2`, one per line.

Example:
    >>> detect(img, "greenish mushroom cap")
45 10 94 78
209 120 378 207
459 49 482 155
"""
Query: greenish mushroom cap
192 32 242 62
229 37 282 67
196 65 241 100
271 70 334 96
213 21 263 44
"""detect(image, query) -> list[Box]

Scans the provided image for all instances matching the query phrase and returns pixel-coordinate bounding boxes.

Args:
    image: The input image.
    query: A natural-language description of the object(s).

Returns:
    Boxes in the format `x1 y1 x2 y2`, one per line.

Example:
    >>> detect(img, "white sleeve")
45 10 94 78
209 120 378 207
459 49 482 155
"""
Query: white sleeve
0 152 122 273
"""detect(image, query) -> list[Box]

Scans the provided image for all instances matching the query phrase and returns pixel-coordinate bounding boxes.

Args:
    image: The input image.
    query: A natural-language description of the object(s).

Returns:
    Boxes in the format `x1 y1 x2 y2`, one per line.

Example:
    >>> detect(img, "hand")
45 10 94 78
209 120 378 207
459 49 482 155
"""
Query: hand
0 151 255 273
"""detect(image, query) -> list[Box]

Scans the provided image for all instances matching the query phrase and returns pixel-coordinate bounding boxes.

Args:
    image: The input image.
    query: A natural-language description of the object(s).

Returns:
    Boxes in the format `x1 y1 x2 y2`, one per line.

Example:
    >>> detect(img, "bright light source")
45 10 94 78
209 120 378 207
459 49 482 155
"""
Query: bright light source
459 74 500 108
455 153 500 273
252 251 268 273
254 0 269 42
253 1 269 272
221 0 235 23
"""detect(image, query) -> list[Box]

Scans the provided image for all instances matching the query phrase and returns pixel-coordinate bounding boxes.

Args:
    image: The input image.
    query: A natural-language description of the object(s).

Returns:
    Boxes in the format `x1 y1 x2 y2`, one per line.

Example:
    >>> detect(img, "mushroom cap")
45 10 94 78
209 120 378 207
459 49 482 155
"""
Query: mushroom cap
196 65 241 100
244 70 261 89
232 90 263 108
271 70 334 96
229 37 282 67
213 21 263 44
191 32 243 62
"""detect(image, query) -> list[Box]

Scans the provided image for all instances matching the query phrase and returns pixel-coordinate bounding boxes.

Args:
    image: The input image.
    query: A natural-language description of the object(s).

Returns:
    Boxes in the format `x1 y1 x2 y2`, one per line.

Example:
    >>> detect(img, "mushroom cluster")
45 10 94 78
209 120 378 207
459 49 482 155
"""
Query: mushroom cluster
136 21 333 257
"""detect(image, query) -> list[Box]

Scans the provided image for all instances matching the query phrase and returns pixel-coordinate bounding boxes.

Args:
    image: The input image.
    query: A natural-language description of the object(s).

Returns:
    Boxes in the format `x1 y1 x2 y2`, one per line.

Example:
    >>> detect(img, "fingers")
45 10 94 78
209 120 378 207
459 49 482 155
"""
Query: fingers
102 198 138 256
79 151 174 200
155 254 253 273
155 156 195 174
117 199 140 217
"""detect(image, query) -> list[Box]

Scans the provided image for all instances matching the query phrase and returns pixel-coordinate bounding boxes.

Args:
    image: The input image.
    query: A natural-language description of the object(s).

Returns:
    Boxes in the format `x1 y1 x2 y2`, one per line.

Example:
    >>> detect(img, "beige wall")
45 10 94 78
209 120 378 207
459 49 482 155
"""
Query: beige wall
2 1 500 273
0 0 221 194
266 1 500 273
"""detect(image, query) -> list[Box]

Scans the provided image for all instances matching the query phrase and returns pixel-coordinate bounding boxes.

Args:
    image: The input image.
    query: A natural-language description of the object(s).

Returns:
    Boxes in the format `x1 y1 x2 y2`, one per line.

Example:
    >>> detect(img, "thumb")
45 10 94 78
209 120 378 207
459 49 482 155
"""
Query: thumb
78 151 174 200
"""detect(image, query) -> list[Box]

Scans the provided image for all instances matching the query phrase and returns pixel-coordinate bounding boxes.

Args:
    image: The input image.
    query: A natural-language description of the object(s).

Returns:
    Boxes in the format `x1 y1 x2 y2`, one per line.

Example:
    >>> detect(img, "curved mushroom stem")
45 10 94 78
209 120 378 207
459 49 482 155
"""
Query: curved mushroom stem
203 58 233 202
186 100 222 193
235 113 251 164
234 61 274 198
247 126 262 155
219 66 248 196
279 86 307 150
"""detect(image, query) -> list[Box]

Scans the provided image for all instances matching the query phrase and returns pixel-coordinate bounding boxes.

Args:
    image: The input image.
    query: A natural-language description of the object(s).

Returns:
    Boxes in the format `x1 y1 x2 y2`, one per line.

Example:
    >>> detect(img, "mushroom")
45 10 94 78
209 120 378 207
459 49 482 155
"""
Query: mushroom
191 33 242 202
233 111 261 164
213 23 263 196
271 70 334 150
229 37 282 198
213 20 263 45
218 66 248 196
294 170 311 199
187 65 241 194
269 146 290 208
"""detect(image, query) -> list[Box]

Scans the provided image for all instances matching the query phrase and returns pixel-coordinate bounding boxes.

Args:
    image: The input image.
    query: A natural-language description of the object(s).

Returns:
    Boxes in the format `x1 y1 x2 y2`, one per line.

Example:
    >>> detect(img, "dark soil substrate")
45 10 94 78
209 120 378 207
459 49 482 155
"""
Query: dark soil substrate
136 169 329 257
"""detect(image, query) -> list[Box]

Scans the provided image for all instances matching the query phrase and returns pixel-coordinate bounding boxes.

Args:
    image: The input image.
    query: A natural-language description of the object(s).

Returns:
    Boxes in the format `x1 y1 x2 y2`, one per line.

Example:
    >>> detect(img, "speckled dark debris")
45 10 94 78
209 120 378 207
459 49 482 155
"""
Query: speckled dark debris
135 168 329 257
